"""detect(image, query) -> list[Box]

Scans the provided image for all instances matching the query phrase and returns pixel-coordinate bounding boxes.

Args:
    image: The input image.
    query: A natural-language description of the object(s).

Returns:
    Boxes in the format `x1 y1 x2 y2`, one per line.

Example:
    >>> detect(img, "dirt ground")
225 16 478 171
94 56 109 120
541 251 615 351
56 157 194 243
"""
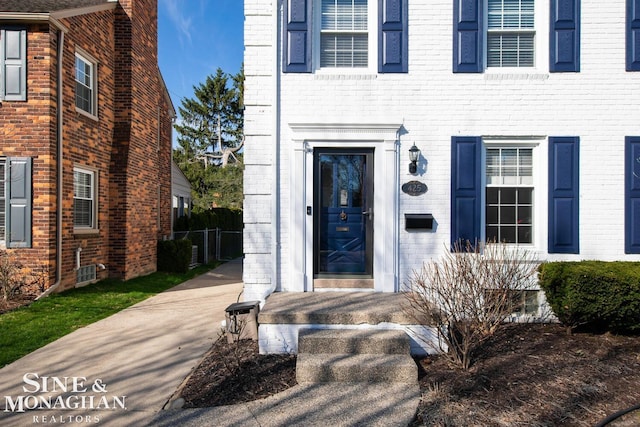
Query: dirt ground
0 295 36 314
180 323 640 426
179 337 297 407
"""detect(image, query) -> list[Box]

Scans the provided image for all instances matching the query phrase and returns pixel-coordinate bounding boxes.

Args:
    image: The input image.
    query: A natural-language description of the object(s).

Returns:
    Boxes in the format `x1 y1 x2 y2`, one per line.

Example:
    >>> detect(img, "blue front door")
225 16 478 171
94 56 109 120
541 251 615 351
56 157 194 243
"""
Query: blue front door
314 149 373 276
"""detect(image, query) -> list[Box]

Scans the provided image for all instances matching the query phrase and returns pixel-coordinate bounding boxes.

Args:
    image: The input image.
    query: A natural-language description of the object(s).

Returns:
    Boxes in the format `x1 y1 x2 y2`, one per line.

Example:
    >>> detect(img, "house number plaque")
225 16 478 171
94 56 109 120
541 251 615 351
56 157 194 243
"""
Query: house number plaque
402 180 428 196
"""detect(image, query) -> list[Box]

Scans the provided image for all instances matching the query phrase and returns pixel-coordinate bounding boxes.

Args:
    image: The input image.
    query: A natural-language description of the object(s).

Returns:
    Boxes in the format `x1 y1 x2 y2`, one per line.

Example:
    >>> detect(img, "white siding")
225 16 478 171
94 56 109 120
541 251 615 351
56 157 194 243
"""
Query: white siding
244 0 640 300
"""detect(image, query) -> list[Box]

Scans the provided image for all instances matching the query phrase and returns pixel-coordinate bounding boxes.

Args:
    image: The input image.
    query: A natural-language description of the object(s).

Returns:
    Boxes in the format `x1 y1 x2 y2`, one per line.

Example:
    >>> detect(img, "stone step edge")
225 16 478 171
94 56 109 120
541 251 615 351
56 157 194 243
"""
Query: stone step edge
296 353 417 384
298 328 411 355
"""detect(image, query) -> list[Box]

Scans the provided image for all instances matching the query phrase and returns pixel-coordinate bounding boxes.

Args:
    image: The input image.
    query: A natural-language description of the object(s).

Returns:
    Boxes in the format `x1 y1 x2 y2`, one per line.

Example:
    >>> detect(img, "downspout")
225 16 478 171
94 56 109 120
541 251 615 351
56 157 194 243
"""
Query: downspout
37 27 64 299
268 0 282 298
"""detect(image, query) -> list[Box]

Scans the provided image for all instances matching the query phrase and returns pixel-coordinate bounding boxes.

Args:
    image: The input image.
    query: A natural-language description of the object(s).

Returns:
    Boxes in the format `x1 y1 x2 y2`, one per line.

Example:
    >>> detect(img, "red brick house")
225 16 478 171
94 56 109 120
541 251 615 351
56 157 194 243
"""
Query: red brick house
0 0 174 293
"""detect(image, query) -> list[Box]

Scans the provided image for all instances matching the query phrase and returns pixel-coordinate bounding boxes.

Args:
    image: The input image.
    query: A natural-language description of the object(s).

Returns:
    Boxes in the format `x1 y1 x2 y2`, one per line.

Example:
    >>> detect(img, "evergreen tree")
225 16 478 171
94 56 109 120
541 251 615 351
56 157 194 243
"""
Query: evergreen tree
173 68 244 210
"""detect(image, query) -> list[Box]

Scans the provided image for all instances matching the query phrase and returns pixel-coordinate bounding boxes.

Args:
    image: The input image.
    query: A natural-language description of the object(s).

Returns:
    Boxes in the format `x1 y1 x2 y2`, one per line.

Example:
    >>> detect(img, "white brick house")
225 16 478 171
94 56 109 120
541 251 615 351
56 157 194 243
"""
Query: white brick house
243 0 640 316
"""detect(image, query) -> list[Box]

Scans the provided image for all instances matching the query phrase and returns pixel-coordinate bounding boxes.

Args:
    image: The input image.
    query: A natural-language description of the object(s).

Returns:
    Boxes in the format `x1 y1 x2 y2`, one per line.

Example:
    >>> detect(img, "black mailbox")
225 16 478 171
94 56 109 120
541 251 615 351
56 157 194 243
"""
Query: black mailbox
405 213 434 230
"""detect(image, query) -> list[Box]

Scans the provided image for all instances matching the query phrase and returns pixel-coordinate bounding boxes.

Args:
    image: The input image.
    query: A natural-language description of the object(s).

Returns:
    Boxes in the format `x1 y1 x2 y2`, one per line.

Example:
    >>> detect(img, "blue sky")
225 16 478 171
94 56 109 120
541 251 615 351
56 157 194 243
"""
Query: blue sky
158 0 244 112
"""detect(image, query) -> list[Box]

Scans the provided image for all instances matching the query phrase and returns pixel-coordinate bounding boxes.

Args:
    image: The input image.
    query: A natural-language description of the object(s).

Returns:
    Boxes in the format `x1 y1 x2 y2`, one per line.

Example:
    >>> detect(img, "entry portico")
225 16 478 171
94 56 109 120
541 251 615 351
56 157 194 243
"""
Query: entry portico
289 123 402 293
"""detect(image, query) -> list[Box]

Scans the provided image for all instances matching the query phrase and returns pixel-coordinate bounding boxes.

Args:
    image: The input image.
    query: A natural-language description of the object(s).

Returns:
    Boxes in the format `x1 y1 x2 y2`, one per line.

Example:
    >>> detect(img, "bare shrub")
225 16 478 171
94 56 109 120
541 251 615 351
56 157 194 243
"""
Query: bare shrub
0 250 47 302
404 240 539 370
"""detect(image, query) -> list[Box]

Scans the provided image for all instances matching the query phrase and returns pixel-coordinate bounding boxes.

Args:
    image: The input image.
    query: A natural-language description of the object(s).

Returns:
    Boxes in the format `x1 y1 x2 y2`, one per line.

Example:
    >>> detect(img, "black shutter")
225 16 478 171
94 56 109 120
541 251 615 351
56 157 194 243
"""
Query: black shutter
625 137 640 253
453 0 483 73
548 137 579 254
1 28 27 101
378 0 408 73
7 157 32 248
628 0 640 71
451 136 482 248
283 0 312 73
549 0 581 72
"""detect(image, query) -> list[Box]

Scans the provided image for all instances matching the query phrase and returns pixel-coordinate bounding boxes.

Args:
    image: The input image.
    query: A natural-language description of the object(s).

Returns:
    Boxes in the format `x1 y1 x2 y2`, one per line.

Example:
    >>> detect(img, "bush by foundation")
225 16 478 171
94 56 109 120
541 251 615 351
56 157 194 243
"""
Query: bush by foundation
539 261 640 333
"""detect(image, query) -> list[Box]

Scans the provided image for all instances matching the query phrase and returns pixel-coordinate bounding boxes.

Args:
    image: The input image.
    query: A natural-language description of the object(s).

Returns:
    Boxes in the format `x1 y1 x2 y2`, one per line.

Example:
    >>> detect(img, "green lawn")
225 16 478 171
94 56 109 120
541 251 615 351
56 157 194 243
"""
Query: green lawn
0 264 218 368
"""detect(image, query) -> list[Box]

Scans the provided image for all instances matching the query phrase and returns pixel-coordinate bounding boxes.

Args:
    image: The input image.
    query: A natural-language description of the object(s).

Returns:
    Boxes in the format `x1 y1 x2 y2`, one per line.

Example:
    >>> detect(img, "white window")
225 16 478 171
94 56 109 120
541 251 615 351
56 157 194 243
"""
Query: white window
75 52 96 116
0 158 5 243
487 0 535 67
74 168 97 229
320 0 369 68
485 147 534 244
512 290 540 315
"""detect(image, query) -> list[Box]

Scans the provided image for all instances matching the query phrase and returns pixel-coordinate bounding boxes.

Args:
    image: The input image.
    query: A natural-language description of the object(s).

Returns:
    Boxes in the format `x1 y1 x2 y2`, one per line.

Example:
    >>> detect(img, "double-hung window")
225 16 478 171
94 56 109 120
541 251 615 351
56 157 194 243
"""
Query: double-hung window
75 52 97 116
487 0 535 68
320 0 369 68
74 168 97 230
454 0 580 73
452 137 579 253
283 0 407 73
486 147 534 244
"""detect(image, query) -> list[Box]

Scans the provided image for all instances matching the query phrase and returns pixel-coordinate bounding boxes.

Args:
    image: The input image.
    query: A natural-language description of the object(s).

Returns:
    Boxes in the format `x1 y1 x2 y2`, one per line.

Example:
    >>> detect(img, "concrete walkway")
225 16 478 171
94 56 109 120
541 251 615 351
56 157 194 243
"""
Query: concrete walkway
0 259 420 426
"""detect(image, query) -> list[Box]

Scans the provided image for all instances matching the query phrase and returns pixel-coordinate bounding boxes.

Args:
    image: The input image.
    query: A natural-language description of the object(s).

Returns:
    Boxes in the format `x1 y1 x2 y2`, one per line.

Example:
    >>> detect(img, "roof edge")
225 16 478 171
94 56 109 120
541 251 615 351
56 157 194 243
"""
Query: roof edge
0 13 69 32
50 2 118 20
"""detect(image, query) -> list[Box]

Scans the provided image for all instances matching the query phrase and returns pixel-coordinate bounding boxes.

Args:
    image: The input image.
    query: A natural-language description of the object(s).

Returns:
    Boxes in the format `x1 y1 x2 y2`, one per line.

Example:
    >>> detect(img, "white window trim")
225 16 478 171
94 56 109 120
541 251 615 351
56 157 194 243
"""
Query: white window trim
482 137 547 255
74 50 98 119
483 0 549 74
73 166 99 233
313 0 378 74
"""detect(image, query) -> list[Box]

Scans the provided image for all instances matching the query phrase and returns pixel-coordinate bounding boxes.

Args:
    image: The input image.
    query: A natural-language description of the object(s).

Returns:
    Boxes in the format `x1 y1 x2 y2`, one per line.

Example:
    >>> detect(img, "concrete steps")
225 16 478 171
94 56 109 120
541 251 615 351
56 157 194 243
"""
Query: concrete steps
296 329 417 384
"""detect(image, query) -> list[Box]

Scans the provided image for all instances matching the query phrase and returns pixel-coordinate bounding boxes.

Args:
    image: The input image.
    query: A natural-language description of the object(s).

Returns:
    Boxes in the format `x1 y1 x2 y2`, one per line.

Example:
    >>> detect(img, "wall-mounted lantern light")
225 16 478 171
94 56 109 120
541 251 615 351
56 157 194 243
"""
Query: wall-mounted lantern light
408 143 421 174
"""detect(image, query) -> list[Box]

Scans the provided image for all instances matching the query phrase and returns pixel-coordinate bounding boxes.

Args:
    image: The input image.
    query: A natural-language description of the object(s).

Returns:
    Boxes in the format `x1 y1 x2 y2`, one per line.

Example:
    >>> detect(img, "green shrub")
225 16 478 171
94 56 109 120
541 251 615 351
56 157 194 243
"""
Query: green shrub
173 208 242 231
538 261 640 333
157 239 193 273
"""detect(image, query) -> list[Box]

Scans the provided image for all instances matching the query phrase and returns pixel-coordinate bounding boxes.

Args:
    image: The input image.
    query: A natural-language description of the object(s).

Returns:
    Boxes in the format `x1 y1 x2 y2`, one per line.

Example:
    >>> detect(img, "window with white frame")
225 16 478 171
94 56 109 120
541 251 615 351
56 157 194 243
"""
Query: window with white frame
485 147 533 244
0 158 5 243
74 168 97 229
320 0 369 68
512 290 540 315
75 52 96 115
487 0 535 67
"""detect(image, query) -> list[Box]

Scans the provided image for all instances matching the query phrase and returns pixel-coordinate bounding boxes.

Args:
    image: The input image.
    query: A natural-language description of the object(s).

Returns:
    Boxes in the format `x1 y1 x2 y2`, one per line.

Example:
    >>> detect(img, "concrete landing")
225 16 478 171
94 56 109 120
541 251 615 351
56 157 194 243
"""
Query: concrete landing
257 291 439 356
258 291 416 325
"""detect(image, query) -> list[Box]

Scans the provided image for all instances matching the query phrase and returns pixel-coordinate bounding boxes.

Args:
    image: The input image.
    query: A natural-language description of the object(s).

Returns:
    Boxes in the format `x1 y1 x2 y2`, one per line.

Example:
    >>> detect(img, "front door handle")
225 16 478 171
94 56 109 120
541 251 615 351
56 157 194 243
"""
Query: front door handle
362 208 373 220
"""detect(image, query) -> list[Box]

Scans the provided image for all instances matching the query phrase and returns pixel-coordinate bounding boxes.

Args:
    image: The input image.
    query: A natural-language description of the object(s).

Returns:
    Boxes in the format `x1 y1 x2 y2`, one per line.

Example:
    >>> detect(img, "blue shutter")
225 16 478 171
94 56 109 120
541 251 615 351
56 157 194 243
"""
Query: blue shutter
625 137 640 253
7 157 32 248
1 28 27 101
548 137 579 254
549 0 580 72
628 0 640 71
378 0 408 73
283 0 312 73
453 0 483 73
451 136 482 248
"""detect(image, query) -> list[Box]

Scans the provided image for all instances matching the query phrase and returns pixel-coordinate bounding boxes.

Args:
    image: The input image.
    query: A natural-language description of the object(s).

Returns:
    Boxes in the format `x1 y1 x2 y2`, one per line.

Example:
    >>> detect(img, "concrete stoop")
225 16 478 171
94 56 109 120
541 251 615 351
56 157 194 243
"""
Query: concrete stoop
296 329 418 384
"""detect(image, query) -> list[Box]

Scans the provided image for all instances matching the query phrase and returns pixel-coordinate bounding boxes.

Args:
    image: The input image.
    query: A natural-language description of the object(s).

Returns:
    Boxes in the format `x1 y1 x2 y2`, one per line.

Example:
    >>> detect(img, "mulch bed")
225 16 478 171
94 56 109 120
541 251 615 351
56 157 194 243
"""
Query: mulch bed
180 324 640 426
412 323 640 426
179 338 297 407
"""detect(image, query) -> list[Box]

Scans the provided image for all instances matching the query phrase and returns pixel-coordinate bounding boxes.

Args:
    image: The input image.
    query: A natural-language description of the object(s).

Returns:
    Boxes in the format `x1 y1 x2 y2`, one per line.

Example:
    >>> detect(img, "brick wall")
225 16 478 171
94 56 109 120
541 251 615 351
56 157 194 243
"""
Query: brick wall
109 0 168 280
243 1 276 300
60 9 116 290
0 0 172 292
0 23 58 285
244 0 640 298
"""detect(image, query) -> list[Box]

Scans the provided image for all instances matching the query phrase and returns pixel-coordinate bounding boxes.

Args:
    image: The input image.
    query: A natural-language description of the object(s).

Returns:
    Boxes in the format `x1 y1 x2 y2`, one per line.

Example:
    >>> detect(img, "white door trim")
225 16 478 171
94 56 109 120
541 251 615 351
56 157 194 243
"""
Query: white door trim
289 122 402 292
